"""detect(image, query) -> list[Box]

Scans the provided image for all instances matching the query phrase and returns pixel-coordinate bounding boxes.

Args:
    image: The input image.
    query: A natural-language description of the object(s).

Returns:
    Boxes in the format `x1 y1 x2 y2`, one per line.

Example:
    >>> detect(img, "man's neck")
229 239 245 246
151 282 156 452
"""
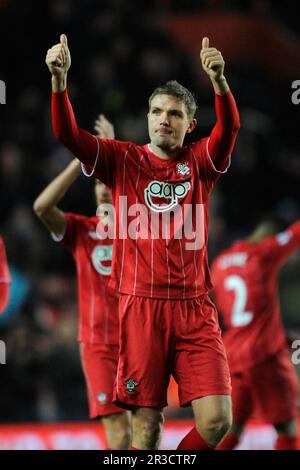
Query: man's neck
148 143 180 161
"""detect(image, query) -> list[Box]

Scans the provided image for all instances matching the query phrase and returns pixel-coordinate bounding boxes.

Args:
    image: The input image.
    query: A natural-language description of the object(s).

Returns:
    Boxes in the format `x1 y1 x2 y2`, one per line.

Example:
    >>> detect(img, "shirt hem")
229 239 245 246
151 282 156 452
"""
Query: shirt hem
110 285 210 300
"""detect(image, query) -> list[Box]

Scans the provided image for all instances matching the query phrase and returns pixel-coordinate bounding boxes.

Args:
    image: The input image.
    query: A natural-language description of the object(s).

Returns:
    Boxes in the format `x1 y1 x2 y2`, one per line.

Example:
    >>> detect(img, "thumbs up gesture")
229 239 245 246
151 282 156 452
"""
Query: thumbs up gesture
200 37 225 81
46 34 71 79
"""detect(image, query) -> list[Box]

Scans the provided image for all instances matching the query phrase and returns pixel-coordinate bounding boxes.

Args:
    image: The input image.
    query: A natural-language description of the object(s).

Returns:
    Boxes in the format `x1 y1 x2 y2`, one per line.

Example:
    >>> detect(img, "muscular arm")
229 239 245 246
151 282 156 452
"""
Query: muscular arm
33 159 81 237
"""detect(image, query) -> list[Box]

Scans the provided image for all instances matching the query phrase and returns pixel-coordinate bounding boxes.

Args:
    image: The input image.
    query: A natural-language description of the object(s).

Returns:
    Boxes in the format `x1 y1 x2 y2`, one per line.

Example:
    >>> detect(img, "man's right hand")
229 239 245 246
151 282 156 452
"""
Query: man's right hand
46 34 71 80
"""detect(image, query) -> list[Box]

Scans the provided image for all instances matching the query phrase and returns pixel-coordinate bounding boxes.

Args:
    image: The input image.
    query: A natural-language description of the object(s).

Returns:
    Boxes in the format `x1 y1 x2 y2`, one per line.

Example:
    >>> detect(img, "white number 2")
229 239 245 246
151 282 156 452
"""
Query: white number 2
225 275 253 327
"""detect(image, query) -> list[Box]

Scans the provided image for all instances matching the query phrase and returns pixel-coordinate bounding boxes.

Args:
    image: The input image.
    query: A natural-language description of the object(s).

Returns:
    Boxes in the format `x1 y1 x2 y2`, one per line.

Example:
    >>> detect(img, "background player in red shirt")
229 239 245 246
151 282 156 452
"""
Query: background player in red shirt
46 34 240 450
33 116 132 450
211 218 300 449
0 235 11 313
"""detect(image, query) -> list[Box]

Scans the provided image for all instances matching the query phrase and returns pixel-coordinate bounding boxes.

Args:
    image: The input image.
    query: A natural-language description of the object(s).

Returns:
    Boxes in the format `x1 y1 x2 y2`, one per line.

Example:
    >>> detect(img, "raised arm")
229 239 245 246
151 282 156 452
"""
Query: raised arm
200 37 240 172
33 159 81 237
46 34 98 168
34 115 115 236
259 219 300 268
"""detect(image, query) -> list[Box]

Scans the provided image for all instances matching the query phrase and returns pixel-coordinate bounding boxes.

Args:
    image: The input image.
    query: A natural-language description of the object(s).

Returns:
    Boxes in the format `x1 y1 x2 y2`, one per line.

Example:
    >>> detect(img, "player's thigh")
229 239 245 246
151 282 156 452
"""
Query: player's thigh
173 295 231 407
102 411 131 434
230 371 253 424
80 342 124 416
251 350 299 423
115 295 173 408
192 394 232 430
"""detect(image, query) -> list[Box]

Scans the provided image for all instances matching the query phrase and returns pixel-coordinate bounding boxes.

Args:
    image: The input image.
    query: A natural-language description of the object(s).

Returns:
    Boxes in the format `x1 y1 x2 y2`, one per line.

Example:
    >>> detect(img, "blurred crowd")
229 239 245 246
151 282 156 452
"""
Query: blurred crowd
0 0 300 422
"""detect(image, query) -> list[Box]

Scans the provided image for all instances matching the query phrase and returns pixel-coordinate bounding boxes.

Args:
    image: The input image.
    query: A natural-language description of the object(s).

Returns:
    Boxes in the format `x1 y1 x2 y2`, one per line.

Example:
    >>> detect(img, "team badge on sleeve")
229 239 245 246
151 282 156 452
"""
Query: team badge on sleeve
176 161 190 177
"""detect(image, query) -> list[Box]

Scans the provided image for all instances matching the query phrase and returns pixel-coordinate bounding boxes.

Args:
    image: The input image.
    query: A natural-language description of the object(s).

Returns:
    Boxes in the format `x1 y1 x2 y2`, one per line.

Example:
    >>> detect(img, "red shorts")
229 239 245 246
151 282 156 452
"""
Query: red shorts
113 294 231 409
80 342 125 418
231 349 299 424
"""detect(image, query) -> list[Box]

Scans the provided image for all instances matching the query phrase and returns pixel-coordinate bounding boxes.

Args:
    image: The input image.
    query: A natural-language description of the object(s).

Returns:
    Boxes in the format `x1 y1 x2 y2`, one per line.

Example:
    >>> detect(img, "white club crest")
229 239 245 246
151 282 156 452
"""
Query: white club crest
176 161 190 177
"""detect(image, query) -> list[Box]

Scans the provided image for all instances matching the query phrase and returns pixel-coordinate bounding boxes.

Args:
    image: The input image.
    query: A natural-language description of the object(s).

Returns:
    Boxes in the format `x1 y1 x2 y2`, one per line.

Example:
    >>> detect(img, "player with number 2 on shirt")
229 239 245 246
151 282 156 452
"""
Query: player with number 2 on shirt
211 218 300 449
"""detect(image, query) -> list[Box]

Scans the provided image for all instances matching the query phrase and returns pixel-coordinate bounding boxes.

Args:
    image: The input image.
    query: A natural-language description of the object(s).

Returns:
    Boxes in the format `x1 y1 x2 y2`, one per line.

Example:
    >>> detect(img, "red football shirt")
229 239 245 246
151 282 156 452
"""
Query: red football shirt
56 214 119 345
211 221 300 372
52 89 240 299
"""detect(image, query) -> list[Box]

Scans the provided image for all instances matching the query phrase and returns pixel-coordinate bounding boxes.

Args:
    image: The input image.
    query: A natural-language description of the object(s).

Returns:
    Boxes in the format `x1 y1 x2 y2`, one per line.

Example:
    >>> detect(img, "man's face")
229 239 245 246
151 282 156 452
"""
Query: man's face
148 94 195 152
94 180 111 207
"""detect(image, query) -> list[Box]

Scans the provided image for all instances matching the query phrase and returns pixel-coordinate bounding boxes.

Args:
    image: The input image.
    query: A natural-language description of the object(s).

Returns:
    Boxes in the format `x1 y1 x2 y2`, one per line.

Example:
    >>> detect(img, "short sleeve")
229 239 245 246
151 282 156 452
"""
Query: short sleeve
51 213 86 255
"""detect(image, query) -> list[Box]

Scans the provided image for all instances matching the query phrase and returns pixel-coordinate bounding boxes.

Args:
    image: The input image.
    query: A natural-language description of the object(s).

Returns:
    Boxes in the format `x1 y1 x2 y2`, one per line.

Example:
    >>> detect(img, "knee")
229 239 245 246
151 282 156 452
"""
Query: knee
197 412 232 447
112 425 131 449
103 414 131 450
133 410 164 449
139 412 164 438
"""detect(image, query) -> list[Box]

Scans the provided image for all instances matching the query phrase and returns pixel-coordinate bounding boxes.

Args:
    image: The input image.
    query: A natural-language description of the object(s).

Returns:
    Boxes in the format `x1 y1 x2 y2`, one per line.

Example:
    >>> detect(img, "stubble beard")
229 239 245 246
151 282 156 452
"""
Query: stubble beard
153 135 174 151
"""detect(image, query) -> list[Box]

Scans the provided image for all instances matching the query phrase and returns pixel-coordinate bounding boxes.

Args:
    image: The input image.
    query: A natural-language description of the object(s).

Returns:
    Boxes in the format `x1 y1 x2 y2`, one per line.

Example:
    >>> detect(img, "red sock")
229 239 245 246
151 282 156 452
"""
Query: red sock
275 435 298 450
131 446 139 450
216 432 239 450
177 427 214 450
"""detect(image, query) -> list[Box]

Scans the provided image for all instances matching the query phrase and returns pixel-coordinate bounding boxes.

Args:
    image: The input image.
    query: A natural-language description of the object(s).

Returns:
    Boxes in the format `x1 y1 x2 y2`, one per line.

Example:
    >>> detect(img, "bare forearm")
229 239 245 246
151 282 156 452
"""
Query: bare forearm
51 75 67 93
210 76 230 96
34 159 81 215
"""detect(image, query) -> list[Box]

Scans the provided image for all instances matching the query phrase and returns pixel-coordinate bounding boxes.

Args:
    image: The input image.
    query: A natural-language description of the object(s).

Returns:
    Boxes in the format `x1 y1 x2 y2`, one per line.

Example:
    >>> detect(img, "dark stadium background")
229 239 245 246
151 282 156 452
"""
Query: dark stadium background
0 0 299 447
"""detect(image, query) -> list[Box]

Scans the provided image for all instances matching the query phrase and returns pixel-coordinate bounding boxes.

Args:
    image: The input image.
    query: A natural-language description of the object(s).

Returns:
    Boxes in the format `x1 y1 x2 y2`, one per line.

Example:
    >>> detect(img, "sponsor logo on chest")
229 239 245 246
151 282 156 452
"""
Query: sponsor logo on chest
144 180 191 212
91 245 113 276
